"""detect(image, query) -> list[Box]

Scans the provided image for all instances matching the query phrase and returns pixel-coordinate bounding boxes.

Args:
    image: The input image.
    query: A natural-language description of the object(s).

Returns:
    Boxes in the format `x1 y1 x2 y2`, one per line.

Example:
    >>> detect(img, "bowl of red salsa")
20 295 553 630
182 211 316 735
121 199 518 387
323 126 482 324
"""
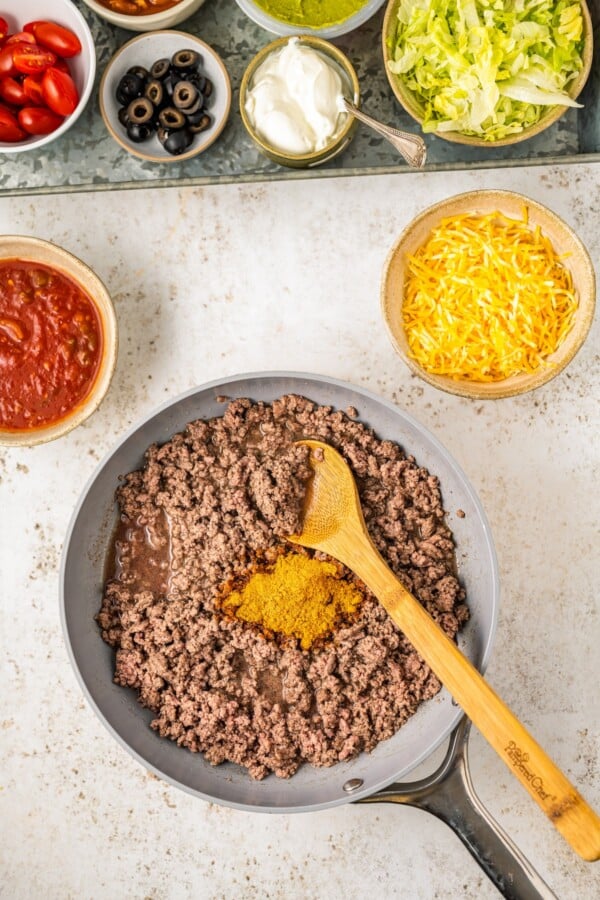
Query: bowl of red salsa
80 0 207 33
0 236 118 446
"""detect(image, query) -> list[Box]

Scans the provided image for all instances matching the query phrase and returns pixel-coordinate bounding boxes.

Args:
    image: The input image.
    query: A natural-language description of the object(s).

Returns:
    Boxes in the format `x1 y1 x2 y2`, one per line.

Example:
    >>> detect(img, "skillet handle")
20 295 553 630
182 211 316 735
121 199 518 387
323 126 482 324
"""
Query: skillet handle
357 718 557 900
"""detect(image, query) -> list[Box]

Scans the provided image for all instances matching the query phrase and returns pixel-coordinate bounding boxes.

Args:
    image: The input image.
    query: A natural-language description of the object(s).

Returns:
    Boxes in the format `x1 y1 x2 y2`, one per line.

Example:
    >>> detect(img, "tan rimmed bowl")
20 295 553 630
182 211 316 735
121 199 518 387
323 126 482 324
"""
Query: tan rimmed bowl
100 31 231 164
381 190 596 400
382 0 593 147
0 236 118 447
239 36 360 169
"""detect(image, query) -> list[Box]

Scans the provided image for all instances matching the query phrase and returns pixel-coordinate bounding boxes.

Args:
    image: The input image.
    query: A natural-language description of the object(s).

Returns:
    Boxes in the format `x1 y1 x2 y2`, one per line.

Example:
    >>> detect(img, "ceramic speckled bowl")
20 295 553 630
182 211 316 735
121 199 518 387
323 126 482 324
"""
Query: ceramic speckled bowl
382 0 594 148
381 190 596 400
99 30 231 164
0 236 118 447
239 36 360 169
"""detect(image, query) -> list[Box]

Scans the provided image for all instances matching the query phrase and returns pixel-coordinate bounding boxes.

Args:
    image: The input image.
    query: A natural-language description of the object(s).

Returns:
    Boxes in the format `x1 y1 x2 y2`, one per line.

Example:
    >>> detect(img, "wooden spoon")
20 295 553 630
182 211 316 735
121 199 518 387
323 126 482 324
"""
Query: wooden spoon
288 439 600 862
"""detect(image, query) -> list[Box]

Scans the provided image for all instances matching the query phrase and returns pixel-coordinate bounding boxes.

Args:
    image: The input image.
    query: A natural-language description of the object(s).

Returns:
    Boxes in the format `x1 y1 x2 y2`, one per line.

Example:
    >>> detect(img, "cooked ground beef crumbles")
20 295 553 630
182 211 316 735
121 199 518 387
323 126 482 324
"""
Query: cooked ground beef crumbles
97 394 469 780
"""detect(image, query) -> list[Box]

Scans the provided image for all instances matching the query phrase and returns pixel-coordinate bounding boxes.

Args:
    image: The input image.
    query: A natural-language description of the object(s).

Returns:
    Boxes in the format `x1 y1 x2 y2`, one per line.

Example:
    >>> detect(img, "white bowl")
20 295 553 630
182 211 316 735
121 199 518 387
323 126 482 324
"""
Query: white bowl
81 0 206 33
0 0 96 154
235 0 386 39
99 30 231 163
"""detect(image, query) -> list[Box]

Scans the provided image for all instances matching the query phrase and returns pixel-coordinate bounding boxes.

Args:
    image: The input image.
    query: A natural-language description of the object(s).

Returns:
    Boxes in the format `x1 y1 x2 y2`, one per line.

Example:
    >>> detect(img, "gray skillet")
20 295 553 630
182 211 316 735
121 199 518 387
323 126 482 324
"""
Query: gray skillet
60 372 552 897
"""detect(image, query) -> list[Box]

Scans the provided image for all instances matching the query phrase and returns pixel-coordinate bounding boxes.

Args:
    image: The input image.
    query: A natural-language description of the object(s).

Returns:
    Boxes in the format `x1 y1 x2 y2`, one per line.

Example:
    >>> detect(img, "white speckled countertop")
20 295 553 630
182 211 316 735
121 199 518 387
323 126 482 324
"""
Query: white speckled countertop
1 163 599 900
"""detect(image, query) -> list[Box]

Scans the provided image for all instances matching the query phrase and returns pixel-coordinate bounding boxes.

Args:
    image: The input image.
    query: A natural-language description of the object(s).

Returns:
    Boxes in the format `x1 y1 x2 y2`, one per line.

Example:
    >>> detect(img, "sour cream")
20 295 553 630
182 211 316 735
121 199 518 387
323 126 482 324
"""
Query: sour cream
244 38 349 155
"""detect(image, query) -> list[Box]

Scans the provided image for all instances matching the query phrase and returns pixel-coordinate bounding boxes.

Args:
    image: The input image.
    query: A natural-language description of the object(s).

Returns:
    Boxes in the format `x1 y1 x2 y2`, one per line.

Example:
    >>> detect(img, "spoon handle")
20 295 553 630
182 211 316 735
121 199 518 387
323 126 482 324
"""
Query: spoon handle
350 532 600 862
342 99 427 168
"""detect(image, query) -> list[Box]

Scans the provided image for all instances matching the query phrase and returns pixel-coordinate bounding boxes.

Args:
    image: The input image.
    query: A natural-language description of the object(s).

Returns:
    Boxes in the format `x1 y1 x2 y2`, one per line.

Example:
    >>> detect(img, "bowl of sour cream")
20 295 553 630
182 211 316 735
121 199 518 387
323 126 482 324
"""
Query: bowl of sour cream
239 36 360 168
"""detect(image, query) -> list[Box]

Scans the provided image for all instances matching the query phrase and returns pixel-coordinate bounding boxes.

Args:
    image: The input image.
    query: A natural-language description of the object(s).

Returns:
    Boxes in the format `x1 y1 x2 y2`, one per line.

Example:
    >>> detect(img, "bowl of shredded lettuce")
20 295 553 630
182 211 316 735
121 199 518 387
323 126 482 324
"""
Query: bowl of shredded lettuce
382 0 593 145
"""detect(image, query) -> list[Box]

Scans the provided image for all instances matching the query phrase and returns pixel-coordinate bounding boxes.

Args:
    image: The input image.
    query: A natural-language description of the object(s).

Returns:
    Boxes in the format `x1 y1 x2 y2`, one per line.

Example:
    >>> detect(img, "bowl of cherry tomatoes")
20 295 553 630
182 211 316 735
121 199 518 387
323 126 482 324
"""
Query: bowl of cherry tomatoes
0 0 96 153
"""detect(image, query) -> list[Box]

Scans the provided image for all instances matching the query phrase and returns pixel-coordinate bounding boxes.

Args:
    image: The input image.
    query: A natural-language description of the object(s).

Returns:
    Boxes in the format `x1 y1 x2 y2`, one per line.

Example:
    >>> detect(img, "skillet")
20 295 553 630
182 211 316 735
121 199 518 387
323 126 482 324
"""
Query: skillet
60 373 551 895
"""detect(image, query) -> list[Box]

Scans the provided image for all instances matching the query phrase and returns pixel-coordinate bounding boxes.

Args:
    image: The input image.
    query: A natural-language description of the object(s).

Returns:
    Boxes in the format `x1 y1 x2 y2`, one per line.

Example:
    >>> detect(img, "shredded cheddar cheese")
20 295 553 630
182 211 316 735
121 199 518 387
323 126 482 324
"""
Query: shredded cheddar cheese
402 209 579 382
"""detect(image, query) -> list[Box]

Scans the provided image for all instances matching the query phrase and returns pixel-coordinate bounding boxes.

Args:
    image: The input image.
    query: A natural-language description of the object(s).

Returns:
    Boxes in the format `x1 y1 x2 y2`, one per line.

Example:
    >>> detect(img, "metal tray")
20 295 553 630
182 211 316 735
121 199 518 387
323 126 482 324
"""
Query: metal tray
1 0 599 196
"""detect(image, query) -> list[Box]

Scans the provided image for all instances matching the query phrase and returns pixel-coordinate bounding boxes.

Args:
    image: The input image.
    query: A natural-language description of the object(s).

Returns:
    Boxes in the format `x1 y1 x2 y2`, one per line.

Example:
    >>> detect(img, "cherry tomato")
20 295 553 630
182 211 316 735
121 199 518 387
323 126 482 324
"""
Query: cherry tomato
12 44 56 75
41 67 78 116
18 105 63 135
23 21 44 35
24 21 82 59
6 32 36 46
22 75 44 105
0 103 27 141
51 56 70 74
0 17 8 43
0 76 27 106
0 45 17 78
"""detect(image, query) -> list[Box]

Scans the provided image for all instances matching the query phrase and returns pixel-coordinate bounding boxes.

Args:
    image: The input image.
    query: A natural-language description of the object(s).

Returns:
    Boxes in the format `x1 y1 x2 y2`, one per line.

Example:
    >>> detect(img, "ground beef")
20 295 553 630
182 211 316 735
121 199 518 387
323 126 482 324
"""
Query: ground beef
97 395 468 780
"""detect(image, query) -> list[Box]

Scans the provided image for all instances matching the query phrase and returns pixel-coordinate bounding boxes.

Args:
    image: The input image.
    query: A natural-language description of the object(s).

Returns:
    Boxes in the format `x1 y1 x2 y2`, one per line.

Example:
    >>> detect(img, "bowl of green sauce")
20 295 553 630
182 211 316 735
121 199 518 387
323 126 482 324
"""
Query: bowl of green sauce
235 0 386 39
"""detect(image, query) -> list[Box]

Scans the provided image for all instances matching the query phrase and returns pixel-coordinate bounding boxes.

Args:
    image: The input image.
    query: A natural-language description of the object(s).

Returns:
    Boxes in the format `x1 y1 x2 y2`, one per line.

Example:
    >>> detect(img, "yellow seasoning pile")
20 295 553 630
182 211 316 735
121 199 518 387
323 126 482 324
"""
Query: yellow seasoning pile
402 209 579 382
220 551 364 650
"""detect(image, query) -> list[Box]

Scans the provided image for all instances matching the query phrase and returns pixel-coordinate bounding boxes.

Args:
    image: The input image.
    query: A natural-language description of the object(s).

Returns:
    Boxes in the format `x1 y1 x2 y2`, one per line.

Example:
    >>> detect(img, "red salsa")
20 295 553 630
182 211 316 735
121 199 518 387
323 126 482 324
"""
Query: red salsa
96 0 182 14
0 259 103 431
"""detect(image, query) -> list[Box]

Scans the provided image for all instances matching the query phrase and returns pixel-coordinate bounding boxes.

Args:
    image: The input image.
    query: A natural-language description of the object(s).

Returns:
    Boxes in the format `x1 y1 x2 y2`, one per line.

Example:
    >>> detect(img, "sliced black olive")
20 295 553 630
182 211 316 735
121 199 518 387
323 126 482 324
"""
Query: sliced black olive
127 96 155 126
116 72 145 106
127 65 149 81
182 95 204 117
117 106 130 127
161 72 179 100
186 72 205 91
171 49 200 73
144 78 164 108
163 127 194 155
150 58 171 80
189 113 212 134
185 106 207 127
157 125 169 146
158 106 186 130
126 122 152 143
173 81 199 110
202 78 213 100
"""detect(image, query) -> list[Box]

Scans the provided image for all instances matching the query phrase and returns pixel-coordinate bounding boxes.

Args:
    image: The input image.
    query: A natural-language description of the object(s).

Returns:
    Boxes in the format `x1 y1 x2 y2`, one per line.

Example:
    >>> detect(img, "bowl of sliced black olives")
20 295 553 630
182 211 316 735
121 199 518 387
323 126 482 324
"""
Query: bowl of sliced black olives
99 30 231 162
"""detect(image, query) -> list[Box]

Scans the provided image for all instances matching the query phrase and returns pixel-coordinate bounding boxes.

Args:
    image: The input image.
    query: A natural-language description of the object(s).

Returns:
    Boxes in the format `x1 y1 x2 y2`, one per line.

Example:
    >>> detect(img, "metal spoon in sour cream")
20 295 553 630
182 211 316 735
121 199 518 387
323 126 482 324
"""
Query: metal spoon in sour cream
244 37 427 167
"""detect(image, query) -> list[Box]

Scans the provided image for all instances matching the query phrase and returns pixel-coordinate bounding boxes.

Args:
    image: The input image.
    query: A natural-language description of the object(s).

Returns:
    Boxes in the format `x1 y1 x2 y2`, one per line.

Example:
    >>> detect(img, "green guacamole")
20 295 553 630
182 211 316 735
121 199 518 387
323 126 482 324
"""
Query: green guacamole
256 0 368 28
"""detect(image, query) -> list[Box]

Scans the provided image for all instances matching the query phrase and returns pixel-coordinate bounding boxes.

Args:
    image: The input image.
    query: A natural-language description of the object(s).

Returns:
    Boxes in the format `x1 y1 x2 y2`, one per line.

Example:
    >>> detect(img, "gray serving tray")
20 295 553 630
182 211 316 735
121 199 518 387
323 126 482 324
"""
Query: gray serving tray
1 0 599 195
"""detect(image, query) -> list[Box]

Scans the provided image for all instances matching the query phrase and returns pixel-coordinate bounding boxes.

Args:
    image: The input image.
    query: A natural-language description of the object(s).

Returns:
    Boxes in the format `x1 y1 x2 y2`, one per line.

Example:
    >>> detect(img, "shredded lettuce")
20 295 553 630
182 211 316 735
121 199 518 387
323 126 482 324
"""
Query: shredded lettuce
388 0 586 140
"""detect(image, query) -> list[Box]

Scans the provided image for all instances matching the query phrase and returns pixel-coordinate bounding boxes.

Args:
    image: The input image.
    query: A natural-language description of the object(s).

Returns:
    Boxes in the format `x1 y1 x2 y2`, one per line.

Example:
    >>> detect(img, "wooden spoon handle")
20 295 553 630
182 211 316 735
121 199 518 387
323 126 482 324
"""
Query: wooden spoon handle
356 538 600 862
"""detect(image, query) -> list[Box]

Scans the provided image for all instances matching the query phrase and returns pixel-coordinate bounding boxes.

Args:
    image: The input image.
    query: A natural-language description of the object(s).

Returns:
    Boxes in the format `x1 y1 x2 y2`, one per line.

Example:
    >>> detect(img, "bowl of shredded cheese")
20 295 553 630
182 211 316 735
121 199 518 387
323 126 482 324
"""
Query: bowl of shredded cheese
381 190 595 399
